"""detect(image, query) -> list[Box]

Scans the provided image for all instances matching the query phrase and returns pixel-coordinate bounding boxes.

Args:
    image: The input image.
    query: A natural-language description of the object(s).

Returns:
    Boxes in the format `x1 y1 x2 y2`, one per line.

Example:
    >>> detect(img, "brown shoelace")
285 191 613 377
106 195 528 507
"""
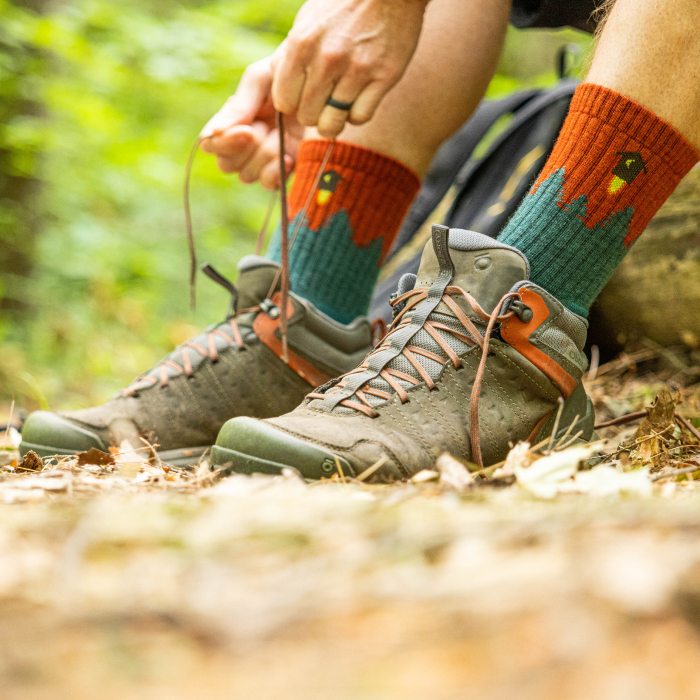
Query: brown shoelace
308 285 518 468
123 304 262 396
136 115 336 398
185 113 335 365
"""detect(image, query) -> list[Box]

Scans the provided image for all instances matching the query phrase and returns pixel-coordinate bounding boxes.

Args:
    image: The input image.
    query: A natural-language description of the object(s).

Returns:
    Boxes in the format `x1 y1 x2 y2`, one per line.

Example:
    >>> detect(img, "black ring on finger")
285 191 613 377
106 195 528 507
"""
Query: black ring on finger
326 96 354 111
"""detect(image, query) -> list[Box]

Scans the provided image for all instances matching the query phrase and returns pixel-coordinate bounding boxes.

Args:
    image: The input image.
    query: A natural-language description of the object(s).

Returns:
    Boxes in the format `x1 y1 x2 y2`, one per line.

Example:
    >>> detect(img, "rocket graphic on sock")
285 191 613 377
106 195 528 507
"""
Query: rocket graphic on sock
607 151 646 194
316 170 342 205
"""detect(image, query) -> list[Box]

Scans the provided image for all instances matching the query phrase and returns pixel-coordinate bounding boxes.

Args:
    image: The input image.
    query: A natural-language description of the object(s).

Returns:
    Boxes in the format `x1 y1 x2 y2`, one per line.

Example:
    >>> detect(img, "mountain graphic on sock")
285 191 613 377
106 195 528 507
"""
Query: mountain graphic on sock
502 167 632 316
269 211 384 323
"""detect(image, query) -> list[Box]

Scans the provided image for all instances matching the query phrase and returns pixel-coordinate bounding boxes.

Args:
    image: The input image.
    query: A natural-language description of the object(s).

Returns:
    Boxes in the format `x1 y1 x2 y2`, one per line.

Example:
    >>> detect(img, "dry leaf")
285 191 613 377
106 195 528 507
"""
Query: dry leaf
496 441 533 478
633 387 676 464
411 469 439 484
570 465 652 497
436 453 474 492
76 447 115 467
1 426 21 449
17 450 43 472
515 445 597 498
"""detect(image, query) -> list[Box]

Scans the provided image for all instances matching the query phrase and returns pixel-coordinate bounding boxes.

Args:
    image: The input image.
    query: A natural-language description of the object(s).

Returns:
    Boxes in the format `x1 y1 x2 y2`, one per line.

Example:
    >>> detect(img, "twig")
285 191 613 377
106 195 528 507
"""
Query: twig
548 397 565 451
594 410 647 430
676 414 700 442
651 463 700 482
553 413 580 450
355 456 388 483
587 345 600 382
334 455 346 484
594 347 658 378
554 430 584 452
1 400 16 444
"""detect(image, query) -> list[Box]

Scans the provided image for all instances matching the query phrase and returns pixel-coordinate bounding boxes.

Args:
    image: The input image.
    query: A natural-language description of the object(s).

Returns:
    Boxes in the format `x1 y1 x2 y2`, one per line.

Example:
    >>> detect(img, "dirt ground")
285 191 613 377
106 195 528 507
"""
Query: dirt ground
1 346 699 700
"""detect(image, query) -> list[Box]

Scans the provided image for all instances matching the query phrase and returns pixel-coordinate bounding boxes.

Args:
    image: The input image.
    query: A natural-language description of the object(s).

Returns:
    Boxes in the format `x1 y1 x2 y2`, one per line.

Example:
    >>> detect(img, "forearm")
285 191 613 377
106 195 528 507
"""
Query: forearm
317 0 511 175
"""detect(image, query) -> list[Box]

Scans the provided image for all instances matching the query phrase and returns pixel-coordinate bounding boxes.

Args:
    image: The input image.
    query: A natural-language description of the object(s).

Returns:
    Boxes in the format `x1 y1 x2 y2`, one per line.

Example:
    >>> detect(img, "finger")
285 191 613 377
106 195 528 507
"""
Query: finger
316 74 367 139
200 59 272 138
200 125 254 155
259 155 293 191
239 129 281 184
296 51 349 127
348 80 390 126
216 155 239 174
211 122 268 174
271 40 308 115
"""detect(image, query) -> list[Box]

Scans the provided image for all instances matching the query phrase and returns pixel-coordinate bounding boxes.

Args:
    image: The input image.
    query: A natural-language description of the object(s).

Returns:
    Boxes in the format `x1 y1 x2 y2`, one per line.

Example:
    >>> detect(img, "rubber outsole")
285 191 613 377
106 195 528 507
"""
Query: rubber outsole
210 444 296 476
212 416 353 480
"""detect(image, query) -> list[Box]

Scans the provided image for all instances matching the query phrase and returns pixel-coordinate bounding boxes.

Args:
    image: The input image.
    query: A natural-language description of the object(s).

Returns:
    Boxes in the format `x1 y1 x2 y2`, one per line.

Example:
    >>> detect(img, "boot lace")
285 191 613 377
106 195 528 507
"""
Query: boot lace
308 284 519 467
123 265 265 395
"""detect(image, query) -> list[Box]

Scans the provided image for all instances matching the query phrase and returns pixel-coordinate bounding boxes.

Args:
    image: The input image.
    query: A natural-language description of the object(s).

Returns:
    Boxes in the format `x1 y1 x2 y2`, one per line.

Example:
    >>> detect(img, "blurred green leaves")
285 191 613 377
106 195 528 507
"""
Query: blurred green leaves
0 0 295 406
0 1 589 409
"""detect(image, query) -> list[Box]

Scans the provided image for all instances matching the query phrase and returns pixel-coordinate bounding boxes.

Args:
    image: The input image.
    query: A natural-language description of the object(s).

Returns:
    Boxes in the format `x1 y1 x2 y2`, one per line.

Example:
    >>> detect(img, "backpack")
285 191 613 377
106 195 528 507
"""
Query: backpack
369 67 579 324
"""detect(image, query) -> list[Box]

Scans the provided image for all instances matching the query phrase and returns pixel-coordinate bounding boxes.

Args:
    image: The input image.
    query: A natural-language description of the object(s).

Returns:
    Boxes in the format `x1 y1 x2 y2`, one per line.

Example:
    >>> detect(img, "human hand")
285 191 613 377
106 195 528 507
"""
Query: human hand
272 0 429 138
199 57 304 189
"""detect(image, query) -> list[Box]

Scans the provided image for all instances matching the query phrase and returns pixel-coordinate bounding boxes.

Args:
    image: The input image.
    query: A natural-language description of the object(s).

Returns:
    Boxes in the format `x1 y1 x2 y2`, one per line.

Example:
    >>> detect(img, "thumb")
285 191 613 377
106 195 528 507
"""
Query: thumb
200 58 273 138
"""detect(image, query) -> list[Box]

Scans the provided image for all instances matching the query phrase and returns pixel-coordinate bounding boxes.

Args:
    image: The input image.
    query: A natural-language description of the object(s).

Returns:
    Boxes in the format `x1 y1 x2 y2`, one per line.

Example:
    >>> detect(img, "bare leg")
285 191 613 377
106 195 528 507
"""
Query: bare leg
308 0 511 176
498 0 699 318
588 0 700 148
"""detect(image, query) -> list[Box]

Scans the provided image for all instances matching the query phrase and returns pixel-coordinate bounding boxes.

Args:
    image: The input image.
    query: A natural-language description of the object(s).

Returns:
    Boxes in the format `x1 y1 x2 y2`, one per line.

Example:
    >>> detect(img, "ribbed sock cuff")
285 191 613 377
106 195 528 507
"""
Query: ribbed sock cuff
569 83 699 178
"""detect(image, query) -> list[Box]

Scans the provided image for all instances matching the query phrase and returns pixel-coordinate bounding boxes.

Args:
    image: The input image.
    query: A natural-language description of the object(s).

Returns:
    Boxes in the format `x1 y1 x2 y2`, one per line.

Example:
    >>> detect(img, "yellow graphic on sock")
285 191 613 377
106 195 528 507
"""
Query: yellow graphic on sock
607 174 627 195
316 170 341 205
607 151 646 195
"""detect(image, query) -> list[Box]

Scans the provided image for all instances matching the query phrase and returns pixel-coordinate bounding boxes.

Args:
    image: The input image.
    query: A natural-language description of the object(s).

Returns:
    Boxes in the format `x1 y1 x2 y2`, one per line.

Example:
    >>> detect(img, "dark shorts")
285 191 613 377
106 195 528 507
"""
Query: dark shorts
511 0 606 32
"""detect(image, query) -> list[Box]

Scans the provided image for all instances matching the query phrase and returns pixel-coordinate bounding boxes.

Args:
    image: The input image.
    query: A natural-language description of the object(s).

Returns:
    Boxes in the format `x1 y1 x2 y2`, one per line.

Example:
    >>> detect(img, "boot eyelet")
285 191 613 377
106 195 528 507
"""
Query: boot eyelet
511 300 533 323
320 458 336 475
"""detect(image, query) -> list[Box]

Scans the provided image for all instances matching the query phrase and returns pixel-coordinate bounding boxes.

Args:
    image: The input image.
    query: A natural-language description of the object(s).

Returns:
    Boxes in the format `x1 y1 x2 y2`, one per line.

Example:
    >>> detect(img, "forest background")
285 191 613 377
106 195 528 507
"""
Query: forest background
0 0 589 411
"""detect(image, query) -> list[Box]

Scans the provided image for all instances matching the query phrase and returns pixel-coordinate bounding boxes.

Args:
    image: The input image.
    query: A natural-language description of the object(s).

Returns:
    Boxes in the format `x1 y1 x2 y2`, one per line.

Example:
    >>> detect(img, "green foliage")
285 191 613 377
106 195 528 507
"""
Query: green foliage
0 1 590 409
0 0 297 406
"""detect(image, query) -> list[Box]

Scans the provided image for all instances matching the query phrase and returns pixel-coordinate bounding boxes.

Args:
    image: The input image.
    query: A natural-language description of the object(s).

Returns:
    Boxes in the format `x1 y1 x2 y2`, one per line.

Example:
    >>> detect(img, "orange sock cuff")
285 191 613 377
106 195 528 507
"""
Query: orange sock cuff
499 82 699 317
288 139 421 260
535 82 699 245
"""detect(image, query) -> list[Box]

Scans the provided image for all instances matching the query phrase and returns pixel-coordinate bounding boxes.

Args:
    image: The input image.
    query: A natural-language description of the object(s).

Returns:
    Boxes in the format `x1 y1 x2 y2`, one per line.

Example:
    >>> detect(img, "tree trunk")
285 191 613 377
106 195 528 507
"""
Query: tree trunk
0 0 50 314
589 166 700 351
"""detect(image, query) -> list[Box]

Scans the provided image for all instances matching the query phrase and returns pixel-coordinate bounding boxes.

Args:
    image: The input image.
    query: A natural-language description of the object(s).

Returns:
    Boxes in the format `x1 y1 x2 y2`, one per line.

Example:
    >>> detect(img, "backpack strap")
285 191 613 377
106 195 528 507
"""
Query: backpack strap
446 78 578 223
389 87 543 257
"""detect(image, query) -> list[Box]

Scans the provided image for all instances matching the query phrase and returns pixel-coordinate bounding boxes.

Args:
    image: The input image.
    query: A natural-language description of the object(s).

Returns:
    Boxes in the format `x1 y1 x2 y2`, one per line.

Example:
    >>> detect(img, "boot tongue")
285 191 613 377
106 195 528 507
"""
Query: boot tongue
415 229 530 313
236 255 280 308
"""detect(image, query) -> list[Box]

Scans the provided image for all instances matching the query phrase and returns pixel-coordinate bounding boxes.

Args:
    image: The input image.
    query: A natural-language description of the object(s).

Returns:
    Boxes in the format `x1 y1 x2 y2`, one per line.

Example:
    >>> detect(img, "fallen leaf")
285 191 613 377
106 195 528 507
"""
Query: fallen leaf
496 441 533 478
515 444 597 498
113 440 148 479
1 426 21 449
633 387 676 464
569 465 652 497
17 450 43 472
436 453 474 492
411 469 439 484
76 447 115 467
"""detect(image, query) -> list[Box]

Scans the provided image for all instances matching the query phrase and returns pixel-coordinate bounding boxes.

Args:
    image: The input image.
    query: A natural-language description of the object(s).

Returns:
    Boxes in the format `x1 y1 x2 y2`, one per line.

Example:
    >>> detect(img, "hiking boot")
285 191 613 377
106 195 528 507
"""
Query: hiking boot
211 226 595 481
20 256 372 466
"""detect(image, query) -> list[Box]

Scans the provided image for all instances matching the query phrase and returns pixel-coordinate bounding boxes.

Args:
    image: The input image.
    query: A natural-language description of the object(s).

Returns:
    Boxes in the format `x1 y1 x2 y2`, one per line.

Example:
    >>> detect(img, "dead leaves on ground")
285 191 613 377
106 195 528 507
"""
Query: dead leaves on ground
1 363 699 503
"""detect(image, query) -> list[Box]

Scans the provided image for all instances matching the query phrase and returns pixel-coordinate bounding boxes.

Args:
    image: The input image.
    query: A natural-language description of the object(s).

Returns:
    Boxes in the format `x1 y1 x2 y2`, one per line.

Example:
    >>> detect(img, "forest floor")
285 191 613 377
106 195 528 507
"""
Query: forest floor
1 345 700 700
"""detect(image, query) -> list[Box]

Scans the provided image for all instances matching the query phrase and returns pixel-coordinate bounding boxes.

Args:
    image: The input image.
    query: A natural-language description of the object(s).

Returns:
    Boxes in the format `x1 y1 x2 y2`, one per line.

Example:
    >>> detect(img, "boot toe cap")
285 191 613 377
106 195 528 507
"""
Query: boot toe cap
212 416 355 480
20 411 107 458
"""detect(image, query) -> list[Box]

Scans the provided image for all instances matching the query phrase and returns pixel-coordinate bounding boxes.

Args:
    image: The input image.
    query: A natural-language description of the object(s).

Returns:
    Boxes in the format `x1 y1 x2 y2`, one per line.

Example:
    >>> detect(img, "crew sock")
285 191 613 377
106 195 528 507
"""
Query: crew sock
268 139 420 324
499 83 698 317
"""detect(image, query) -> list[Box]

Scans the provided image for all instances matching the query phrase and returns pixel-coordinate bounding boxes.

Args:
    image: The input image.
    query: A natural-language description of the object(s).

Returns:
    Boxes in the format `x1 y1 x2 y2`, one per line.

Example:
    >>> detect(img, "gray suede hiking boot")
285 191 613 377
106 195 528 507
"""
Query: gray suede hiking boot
212 226 595 481
20 256 372 466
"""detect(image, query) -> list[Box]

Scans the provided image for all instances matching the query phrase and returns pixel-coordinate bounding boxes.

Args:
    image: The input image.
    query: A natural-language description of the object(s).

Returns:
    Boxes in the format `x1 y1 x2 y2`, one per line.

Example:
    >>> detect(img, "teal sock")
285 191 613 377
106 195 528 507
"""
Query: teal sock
499 84 698 317
267 139 419 324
